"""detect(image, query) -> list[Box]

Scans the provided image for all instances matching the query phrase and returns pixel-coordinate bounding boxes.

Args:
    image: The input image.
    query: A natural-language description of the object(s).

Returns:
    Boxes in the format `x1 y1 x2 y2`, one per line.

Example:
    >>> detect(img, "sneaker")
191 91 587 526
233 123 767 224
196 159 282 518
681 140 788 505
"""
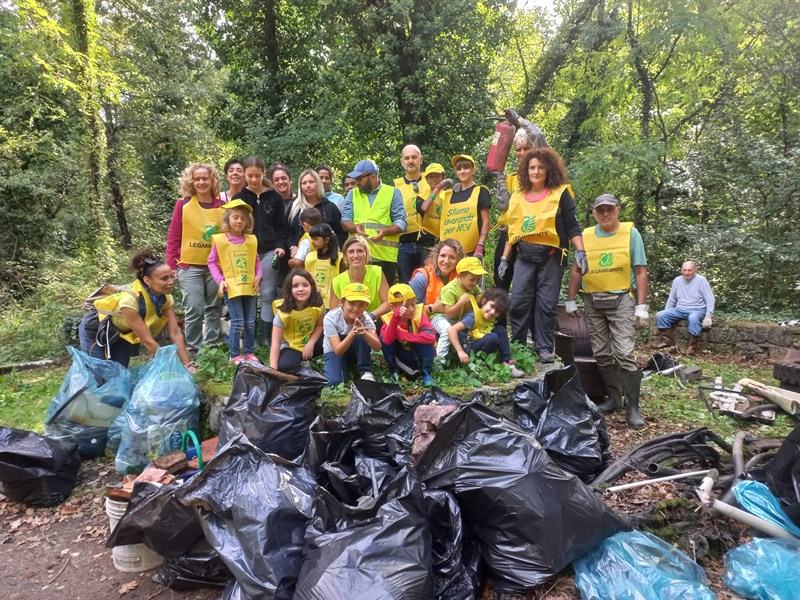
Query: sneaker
229 355 244 365
538 350 555 364
422 374 435 387
361 371 375 381
244 353 262 364
506 363 525 378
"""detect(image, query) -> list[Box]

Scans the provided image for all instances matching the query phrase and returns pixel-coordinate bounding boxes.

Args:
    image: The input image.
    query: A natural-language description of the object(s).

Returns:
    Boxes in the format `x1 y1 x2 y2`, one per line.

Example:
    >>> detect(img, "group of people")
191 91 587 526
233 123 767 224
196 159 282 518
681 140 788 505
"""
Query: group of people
77 109 717 428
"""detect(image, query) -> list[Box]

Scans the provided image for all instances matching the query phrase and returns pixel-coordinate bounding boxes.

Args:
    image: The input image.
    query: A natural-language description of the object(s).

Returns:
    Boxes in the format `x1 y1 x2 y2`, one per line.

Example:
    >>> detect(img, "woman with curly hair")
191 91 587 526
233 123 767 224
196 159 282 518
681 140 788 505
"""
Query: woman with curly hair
497 147 587 363
166 162 225 353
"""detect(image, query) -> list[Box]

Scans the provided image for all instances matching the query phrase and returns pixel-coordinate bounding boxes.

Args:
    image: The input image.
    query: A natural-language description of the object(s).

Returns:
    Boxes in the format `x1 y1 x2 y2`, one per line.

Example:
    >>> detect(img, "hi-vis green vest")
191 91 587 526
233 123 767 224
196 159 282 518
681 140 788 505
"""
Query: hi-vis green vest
581 222 633 293
352 184 400 262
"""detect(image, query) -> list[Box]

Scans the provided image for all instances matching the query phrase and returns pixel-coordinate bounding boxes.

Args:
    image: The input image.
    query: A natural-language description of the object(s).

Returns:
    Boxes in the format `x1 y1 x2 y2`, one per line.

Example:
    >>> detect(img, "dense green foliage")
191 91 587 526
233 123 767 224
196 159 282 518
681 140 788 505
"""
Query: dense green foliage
0 0 797 361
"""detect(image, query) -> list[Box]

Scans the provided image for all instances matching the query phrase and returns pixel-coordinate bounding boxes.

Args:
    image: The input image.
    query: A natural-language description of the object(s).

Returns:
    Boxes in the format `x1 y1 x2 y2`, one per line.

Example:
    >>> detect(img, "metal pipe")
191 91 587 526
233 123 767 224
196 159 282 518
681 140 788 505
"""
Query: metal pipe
606 470 711 493
696 470 798 540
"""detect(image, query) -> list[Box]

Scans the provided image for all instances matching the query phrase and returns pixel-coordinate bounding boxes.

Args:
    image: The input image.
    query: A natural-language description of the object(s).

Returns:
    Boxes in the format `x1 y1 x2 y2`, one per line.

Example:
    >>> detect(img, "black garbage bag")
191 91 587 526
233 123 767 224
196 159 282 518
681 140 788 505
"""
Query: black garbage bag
174 434 316 600
106 480 203 558
220 365 326 462
151 541 232 591
751 423 800 526
513 364 610 480
320 454 398 505
343 380 410 459
0 426 81 507
303 415 362 478
295 468 434 599
424 489 476 600
415 403 627 592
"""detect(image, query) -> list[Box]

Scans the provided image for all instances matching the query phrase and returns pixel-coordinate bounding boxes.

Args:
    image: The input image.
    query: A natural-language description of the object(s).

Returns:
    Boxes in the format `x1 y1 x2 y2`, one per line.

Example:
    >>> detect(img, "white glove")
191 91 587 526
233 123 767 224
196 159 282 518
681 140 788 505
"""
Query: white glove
497 257 509 279
565 300 581 317
634 304 649 329
702 316 713 329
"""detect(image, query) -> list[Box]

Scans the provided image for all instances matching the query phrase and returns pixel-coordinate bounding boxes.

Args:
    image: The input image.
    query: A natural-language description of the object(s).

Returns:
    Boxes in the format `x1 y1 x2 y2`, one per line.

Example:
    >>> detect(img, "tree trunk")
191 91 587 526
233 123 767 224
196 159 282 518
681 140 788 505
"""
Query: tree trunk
103 103 132 250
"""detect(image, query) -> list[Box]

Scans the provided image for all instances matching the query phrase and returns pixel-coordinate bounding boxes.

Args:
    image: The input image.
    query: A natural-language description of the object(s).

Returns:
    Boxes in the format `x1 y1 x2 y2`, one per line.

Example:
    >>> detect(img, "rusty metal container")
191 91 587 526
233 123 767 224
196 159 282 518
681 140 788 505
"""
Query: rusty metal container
554 307 605 400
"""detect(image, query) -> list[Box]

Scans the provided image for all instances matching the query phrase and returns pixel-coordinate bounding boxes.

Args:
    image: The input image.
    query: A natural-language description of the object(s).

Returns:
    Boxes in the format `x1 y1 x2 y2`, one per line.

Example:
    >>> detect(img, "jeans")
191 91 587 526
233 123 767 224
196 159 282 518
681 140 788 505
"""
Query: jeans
275 338 323 373
397 243 431 284
323 336 373 386
465 325 512 363
177 266 222 351
78 313 137 367
381 340 435 377
259 251 281 323
225 293 257 357
657 308 705 337
430 313 454 363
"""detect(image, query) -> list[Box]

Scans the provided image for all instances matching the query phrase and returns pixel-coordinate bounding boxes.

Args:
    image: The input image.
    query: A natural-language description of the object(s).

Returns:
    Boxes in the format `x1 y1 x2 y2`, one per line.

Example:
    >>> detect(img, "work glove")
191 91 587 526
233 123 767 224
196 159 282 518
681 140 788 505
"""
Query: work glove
440 178 454 190
634 304 649 329
702 316 713 329
575 250 589 276
565 299 581 318
504 108 520 126
497 257 509 280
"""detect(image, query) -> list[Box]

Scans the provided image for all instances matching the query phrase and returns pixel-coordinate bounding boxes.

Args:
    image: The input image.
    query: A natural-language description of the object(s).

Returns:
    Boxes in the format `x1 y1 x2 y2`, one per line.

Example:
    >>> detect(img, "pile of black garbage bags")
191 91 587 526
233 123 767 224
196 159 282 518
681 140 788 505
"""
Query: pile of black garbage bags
106 363 627 598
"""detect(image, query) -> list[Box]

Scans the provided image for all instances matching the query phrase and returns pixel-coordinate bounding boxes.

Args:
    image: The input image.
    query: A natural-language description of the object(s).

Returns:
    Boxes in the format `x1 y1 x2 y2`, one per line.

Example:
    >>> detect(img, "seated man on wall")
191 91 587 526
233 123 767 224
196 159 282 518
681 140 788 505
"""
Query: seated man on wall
654 261 715 355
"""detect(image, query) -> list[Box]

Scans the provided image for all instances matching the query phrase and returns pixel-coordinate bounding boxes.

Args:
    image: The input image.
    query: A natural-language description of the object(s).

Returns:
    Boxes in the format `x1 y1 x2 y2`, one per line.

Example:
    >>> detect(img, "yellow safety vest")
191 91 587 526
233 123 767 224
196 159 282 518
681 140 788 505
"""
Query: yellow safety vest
94 279 168 345
180 197 224 265
506 185 566 248
439 185 485 254
332 266 383 312
393 177 430 237
581 222 633 293
381 304 424 350
306 251 342 308
272 301 323 352
211 233 258 298
467 295 494 340
298 232 311 247
419 192 444 238
352 184 401 262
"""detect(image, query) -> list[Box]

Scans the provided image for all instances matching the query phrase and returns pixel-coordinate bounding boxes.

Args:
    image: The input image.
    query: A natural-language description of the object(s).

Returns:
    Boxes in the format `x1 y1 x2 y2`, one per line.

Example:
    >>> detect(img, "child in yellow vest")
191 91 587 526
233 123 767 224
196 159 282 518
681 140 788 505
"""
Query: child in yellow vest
446 288 524 378
208 199 262 365
269 269 325 373
288 207 323 268
380 284 436 386
304 223 342 308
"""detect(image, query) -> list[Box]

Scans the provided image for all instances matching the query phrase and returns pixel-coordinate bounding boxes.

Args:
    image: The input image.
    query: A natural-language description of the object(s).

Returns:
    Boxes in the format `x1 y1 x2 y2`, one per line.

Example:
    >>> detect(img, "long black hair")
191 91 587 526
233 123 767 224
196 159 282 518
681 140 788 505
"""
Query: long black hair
276 269 324 312
309 223 339 265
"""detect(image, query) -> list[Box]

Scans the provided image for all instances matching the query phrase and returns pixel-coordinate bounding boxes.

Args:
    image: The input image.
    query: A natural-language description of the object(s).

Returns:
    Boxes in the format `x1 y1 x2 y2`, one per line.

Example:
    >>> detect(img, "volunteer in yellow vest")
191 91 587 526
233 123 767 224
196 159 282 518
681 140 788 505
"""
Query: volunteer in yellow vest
79 250 194 371
304 223 343 308
166 162 225 353
341 159 407 284
208 199 262 365
565 193 649 429
330 236 390 320
270 269 325 373
497 147 588 363
379 283 436 386
393 145 435 284
491 109 550 290
417 163 454 244
438 155 491 258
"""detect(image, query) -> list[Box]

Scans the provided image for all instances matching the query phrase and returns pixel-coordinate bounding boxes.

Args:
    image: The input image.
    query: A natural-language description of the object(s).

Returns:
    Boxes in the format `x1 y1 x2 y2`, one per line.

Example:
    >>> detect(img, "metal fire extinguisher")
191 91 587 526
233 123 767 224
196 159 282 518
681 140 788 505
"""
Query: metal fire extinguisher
485 119 516 172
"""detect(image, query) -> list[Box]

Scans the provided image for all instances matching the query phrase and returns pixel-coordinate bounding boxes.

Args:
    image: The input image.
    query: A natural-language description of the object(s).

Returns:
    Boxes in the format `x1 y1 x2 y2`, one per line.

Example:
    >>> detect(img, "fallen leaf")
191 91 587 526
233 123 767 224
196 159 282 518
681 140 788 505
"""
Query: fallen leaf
9 519 21 531
118 581 138 595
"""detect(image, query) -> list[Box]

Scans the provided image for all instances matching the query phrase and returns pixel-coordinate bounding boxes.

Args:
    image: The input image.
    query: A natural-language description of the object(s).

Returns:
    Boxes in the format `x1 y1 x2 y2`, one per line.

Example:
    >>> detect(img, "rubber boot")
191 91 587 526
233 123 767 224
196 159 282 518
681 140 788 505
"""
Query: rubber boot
685 334 699 356
259 320 273 348
596 364 623 414
653 327 675 349
622 369 645 429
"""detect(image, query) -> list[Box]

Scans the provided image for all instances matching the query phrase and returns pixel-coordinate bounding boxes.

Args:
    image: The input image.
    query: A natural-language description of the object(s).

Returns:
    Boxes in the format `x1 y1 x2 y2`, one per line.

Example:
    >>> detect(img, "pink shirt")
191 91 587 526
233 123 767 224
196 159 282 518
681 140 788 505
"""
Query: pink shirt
208 234 263 284
166 196 225 270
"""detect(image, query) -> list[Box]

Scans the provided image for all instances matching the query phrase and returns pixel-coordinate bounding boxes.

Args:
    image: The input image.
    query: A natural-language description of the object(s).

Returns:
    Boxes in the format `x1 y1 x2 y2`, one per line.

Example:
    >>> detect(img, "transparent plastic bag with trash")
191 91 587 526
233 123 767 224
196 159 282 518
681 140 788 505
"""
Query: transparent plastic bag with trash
44 346 132 459
109 345 200 474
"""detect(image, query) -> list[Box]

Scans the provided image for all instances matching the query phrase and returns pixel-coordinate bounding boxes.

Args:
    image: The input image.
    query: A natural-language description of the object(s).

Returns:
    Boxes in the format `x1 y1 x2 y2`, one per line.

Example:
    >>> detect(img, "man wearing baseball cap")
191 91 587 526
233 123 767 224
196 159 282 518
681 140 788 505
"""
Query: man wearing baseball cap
341 159 407 285
565 193 650 429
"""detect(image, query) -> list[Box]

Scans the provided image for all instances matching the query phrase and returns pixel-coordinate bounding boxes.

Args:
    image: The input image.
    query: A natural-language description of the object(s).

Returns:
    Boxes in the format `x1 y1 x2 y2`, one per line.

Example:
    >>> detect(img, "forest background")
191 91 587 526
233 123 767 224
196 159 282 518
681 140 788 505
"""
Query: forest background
0 0 798 363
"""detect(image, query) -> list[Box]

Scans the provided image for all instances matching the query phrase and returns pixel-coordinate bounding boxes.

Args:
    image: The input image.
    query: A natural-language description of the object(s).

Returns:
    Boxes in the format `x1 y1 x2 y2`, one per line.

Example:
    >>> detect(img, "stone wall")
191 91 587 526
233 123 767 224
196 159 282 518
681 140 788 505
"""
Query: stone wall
648 320 800 359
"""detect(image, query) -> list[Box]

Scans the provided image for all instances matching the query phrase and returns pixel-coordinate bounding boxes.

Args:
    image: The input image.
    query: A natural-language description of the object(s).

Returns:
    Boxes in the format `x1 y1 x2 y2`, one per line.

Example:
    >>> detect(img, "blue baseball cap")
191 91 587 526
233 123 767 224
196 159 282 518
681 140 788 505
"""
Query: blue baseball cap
346 159 379 179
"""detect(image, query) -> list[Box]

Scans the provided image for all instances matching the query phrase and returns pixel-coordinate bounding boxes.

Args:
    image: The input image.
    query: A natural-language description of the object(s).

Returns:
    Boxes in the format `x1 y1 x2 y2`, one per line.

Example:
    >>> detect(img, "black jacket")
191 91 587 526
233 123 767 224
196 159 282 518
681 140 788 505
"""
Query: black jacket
233 188 289 254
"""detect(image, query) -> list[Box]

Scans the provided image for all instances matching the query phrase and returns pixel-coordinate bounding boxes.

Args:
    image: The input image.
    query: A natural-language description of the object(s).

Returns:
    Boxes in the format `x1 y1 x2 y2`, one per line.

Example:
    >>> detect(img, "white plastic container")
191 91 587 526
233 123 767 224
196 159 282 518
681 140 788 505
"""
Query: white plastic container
105 497 164 572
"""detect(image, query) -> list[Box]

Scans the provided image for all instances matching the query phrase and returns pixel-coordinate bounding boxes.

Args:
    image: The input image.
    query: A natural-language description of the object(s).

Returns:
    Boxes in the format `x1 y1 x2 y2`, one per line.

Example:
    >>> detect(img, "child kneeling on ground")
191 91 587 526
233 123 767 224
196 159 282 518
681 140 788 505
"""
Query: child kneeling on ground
447 287 525 378
323 282 382 385
270 269 325 373
380 283 436 386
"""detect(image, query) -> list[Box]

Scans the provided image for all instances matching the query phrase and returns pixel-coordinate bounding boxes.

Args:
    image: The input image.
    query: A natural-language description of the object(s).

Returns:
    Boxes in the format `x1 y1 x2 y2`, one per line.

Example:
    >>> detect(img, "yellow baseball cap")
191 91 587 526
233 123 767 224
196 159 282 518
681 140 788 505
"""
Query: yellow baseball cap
456 257 488 275
221 199 253 213
388 283 416 302
450 154 476 168
422 163 446 176
340 283 371 303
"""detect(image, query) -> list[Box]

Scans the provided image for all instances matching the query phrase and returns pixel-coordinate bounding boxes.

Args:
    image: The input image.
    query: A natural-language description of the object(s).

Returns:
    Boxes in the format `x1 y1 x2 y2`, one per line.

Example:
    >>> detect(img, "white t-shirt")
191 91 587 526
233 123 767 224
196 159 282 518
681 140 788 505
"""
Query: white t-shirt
296 238 311 263
322 307 376 353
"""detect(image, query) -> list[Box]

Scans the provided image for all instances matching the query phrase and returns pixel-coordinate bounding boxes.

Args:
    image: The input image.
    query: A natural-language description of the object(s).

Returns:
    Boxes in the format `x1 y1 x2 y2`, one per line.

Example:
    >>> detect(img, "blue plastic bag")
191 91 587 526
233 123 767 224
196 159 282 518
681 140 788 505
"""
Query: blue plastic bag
723 537 800 600
44 346 132 459
732 480 800 537
109 345 200 474
573 530 716 600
